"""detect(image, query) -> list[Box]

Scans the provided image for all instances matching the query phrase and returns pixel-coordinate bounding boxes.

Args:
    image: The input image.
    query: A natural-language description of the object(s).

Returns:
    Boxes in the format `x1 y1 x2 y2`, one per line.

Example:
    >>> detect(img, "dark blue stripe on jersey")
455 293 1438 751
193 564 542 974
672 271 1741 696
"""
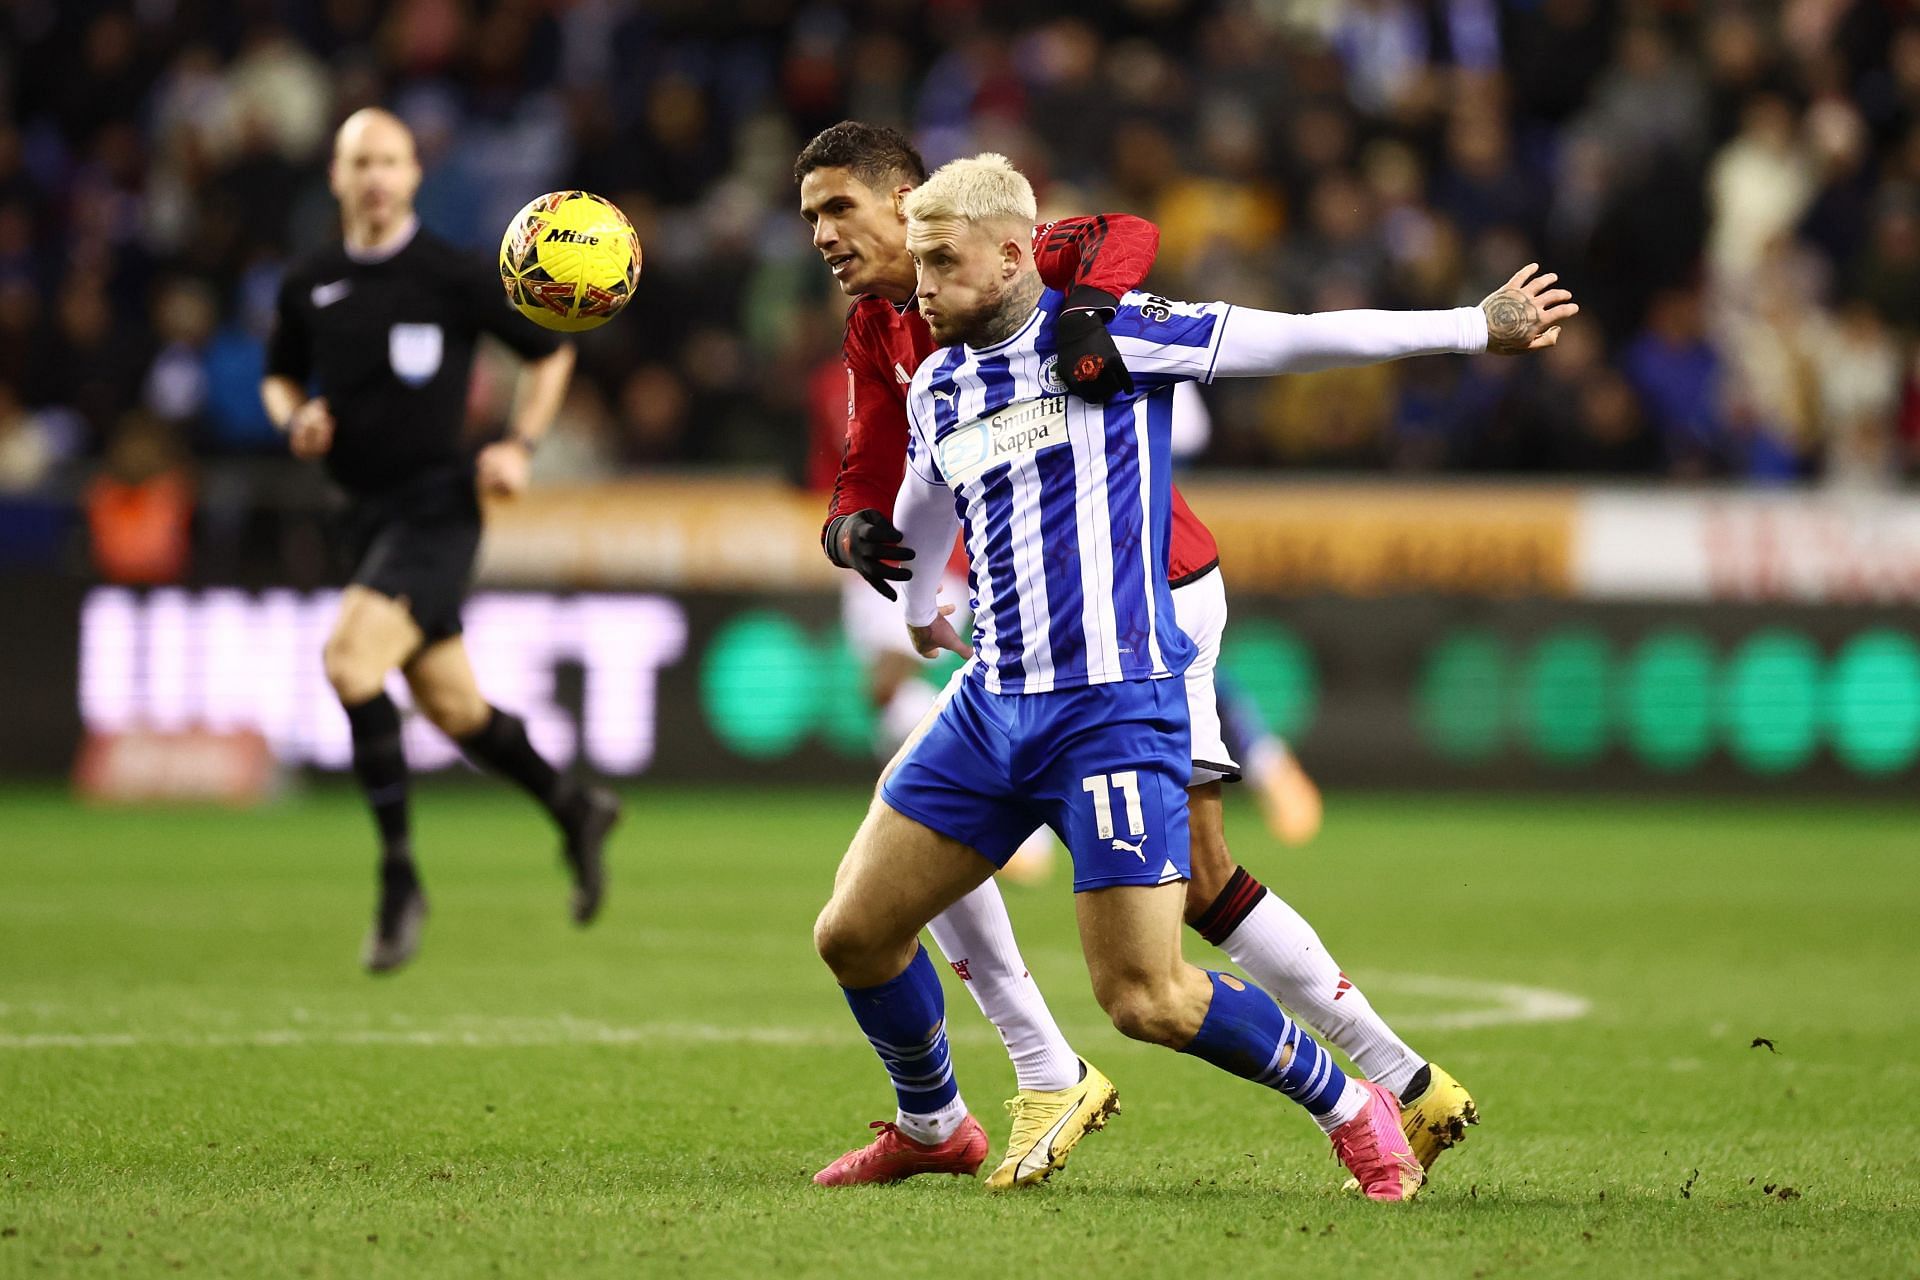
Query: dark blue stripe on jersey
956 492 982 621
1141 386 1196 674
974 464 1025 688
952 348 1030 685
974 353 1015 404
1105 302 1219 349
1101 397 1151 676
1032 431 1086 686
1038 305 1061 349
928 346 967 443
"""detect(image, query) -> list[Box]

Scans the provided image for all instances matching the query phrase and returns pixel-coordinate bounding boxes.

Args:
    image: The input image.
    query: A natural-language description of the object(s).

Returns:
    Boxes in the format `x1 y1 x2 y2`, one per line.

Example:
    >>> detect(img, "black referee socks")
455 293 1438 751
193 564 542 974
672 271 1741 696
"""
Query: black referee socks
344 693 413 864
458 707 579 824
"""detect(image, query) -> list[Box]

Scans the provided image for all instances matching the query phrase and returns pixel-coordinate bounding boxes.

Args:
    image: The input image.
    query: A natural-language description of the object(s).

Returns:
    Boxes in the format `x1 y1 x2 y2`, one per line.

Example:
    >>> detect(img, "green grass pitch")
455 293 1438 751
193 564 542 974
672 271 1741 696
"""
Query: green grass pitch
3 784 1917 1277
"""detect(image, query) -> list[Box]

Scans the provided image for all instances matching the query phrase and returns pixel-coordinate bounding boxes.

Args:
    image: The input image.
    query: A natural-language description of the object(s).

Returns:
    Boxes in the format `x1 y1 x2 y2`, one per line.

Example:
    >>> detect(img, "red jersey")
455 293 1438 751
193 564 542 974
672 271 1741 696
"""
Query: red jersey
823 214 1221 583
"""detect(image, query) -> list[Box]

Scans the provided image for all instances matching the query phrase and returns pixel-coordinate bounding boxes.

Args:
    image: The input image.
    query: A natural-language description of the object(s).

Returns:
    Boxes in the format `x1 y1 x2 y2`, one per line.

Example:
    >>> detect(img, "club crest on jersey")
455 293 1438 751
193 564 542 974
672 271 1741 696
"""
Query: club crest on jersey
388 323 443 386
1039 354 1066 395
936 395 1070 483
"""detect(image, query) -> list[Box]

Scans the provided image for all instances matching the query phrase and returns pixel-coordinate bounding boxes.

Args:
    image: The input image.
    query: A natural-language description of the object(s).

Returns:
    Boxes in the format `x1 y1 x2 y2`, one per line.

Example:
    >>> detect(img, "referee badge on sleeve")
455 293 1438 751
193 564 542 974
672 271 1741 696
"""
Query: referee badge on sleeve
388 323 444 386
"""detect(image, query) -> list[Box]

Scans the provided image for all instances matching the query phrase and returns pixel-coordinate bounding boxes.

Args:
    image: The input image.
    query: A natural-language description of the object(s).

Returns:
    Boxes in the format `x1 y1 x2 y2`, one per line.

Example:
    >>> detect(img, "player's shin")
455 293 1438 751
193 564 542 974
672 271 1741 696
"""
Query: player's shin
1194 868 1424 1098
926 880 1079 1093
456 706 579 820
1182 971 1423 1200
1179 970 1368 1131
840 943 970 1144
345 693 413 876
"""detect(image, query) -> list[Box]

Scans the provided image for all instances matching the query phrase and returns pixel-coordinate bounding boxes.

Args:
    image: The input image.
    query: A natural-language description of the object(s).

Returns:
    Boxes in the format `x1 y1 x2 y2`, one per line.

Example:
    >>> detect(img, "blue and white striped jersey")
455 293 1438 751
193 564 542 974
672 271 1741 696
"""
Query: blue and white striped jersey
904 288 1231 695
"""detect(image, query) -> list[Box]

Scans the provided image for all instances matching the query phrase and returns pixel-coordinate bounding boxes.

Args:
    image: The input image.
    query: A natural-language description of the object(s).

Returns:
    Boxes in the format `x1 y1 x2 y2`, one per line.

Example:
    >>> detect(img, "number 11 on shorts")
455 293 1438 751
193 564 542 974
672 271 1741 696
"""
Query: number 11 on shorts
1082 771 1144 840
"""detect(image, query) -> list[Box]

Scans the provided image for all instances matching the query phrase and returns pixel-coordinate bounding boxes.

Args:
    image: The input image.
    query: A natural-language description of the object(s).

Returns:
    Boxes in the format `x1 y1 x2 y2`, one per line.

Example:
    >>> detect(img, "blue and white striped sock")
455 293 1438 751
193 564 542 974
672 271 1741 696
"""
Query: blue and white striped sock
1181 970 1367 1134
842 944 967 1144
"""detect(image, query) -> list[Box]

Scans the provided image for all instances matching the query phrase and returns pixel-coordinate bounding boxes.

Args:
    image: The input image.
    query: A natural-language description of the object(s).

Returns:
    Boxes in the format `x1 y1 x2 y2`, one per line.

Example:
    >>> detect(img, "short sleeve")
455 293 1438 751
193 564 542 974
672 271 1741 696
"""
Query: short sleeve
263 269 311 383
465 253 567 358
1104 293 1234 387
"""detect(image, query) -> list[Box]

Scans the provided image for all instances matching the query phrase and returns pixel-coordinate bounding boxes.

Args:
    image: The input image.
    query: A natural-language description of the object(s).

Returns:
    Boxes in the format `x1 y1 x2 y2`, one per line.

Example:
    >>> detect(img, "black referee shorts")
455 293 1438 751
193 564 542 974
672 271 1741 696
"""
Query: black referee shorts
334 465 483 646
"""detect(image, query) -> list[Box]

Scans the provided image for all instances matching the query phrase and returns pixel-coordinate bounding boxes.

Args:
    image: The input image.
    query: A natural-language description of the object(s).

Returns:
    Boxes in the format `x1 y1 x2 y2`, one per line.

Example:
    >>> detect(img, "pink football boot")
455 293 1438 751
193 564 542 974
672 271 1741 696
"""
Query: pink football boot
1329 1081 1425 1202
813 1116 990 1186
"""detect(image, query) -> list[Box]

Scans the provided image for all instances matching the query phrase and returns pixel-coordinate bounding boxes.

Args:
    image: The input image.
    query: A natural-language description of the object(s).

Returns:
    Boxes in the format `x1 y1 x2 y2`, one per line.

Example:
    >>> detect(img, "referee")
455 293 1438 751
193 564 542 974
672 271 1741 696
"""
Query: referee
261 108 620 974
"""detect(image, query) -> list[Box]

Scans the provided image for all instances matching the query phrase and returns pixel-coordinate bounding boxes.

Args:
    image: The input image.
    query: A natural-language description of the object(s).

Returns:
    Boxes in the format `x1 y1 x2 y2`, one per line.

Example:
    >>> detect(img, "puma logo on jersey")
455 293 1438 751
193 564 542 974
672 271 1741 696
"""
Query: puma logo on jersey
1111 834 1149 862
930 388 956 405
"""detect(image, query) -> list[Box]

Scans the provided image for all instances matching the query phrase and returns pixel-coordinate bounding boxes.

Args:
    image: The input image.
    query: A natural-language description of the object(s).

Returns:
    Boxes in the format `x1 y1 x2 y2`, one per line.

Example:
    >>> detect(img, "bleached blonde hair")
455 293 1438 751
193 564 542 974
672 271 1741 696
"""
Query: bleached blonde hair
903 153 1038 228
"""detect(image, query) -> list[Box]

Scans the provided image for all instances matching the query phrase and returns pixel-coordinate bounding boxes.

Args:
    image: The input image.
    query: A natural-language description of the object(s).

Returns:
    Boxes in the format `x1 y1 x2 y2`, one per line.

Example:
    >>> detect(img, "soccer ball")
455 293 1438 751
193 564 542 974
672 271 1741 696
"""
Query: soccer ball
499 190 642 333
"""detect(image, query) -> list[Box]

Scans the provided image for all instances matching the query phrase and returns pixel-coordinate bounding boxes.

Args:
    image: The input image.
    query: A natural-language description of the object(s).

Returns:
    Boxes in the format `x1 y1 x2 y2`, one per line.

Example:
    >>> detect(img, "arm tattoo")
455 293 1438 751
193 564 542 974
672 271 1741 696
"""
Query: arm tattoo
1484 291 1537 350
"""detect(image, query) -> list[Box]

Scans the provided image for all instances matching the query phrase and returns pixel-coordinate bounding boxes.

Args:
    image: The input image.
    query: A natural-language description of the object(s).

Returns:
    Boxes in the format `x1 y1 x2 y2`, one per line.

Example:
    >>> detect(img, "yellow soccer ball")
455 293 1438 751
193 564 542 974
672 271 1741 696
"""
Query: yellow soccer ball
499 190 642 333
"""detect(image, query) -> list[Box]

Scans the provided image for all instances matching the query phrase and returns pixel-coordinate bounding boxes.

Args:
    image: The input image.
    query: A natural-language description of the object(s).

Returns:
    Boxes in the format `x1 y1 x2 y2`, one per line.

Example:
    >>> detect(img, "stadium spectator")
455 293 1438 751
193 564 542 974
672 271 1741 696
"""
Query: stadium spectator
85 414 193 585
1623 287 1727 477
1708 93 1817 283
0 383 55 493
1816 298 1905 487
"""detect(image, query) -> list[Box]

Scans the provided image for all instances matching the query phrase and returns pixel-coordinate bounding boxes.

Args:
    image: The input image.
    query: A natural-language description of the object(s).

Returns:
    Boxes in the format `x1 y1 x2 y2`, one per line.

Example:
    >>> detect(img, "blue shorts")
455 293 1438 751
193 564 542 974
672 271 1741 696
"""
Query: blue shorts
881 671 1192 893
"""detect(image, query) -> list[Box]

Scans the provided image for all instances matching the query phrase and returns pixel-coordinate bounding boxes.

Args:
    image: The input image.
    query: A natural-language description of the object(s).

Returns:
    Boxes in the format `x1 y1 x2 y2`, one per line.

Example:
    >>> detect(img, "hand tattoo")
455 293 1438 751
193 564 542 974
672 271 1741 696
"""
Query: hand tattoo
1484 290 1538 353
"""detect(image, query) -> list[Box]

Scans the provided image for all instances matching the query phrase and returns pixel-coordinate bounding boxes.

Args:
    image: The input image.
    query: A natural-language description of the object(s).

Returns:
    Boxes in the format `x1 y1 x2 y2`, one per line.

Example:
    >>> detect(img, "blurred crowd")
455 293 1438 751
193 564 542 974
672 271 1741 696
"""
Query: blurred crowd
5 0 1920 579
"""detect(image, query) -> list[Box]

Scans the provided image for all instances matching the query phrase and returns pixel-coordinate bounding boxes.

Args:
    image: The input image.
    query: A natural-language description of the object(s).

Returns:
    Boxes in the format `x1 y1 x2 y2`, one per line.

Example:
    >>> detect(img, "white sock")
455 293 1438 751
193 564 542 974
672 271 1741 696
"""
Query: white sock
927 878 1081 1093
1244 734 1288 779
1310 1075 1371 1136
895 1093 970 1146
1218 892 1425 1098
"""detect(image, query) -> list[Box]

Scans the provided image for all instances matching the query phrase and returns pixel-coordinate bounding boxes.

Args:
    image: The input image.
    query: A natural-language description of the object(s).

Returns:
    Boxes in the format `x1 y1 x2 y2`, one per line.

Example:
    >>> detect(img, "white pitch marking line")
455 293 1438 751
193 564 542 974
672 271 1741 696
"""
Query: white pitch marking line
0 974 1589 1051
1358 973 1592 1031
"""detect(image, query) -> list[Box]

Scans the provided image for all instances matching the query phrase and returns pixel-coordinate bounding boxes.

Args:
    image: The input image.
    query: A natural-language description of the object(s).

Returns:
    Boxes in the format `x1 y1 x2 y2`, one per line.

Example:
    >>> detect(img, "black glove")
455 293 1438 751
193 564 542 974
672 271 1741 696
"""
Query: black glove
1054 285 1135 402
825 508 915 601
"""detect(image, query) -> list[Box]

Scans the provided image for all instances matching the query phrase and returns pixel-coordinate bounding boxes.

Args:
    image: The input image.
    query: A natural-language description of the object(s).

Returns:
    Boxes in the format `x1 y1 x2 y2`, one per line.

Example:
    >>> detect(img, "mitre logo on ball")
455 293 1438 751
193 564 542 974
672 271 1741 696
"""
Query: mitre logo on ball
499 190 642 333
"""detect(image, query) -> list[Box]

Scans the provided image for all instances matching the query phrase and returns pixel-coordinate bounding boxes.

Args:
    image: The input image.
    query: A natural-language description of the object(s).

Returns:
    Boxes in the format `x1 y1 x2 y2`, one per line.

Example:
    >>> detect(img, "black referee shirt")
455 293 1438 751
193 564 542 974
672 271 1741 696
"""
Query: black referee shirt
266 224 564 496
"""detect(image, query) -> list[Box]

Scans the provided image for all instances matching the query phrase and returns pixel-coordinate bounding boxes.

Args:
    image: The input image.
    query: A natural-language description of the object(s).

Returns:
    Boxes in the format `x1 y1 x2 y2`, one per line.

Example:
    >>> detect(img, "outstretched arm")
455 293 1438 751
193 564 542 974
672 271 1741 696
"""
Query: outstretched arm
1211 304 1488 377
1185 264 1577 380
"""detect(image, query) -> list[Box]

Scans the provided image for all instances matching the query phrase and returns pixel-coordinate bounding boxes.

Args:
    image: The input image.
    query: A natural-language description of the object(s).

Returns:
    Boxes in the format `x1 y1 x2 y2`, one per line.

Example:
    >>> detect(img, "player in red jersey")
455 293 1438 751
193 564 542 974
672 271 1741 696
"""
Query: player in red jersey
795 122 1474 1190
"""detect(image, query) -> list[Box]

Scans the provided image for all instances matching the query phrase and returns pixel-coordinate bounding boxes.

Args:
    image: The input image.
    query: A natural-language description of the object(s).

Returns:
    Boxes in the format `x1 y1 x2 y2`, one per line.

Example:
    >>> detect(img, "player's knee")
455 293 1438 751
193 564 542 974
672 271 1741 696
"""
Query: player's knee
1097 978 1189 1048
813 900 878 983
816 898 919 988
322 636 386 705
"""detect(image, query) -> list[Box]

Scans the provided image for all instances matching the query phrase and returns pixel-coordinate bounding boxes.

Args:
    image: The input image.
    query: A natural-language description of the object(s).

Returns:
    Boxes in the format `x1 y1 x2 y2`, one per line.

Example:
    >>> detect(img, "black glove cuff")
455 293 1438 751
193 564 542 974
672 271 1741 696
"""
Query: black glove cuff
1063 285 1122 318
823 513 853 566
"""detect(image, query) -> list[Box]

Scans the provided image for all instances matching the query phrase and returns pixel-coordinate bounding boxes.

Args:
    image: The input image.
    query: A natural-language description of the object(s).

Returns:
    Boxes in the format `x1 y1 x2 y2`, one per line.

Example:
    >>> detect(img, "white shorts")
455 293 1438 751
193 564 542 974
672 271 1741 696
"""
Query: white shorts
842 571 968 664
1172 566 1239 786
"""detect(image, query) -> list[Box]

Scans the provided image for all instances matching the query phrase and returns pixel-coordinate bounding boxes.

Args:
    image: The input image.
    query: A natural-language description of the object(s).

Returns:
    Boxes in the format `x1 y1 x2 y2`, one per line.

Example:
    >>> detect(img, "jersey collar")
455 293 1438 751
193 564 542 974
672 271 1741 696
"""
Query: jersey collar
345 216 420 264
964 297 1048 357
